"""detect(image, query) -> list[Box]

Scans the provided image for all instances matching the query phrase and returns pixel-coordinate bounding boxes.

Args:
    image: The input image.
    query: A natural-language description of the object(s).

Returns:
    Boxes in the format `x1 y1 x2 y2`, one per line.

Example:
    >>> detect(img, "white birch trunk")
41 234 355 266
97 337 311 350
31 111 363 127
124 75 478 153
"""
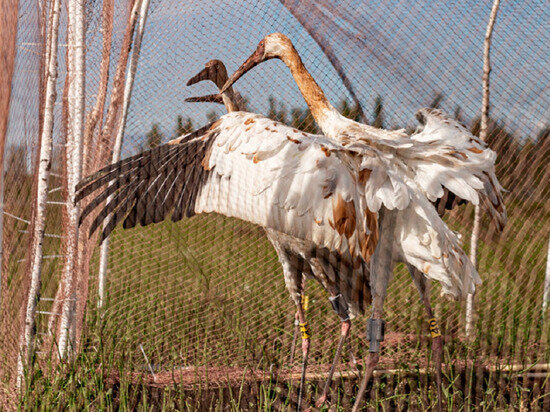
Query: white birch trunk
16 0 61 385
466 0 500 336
57 0 85 359
98 0 150 309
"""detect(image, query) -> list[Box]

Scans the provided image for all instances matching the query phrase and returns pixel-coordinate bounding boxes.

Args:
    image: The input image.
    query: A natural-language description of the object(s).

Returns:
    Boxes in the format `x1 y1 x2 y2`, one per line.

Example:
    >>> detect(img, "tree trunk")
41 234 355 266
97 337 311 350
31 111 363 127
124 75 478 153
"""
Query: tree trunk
17 0 61 384
0 0 20 314
466 0 500 336
57 0 86 360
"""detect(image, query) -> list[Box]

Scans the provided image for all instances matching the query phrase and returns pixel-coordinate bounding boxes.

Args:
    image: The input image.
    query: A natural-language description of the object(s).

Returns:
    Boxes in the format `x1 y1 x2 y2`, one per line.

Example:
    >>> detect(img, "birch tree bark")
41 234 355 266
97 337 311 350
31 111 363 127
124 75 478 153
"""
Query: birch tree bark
466 0 500 336
49 0 140 353
17 0 61 384
47 0 114 338
57 0 86 359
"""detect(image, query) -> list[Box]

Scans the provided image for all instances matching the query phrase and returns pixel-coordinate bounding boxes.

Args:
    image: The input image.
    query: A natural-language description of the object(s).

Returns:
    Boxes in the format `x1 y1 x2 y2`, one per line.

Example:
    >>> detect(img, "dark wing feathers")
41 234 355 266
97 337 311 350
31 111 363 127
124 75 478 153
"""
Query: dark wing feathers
75 149 150 200
77 125 216 241
433 188 467 217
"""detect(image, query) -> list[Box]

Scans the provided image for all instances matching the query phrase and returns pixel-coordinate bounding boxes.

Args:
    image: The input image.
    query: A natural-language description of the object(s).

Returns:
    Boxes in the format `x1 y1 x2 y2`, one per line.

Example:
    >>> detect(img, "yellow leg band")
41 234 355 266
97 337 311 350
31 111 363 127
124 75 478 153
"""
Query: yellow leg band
301 294 310 312
299 322 310 339
429 318 441 338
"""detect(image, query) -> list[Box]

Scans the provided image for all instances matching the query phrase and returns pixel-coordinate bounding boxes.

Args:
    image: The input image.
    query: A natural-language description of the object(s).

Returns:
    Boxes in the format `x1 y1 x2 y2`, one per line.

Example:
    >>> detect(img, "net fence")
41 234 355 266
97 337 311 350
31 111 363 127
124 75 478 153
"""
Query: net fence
1 0 549 409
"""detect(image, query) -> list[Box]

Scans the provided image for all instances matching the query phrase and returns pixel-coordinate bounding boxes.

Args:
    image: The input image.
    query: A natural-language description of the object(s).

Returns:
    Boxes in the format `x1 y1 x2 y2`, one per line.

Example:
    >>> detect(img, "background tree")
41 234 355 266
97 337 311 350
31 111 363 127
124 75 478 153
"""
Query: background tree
206 110 218 124
429 92 444 109
372 95 384 128
145 123 163 149
267 96 287 123
338 98 362 122
175 115 194 137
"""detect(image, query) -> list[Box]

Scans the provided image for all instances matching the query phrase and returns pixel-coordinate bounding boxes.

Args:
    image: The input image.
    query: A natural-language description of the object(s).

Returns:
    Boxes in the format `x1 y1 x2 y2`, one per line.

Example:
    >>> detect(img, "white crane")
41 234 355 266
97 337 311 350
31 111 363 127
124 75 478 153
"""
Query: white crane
76 104 482 412
221 32 507 410
183 59 368 407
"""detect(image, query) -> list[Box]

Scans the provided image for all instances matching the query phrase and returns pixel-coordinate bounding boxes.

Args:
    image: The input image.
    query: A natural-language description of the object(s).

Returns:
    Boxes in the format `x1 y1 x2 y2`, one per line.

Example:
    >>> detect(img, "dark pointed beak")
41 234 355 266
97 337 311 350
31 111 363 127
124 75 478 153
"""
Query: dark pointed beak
185 93 224 104
220 47 266 94
186 66 211 86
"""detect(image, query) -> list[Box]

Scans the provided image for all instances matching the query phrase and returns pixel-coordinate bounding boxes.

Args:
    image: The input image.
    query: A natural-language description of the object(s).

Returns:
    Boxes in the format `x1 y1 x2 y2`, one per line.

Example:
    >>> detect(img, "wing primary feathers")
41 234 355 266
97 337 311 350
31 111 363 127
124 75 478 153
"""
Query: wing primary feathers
102 181 148 241
76 149 148 194
81 126 218 239
171 136 215 222
88 182 138 237
76 146 179 202
79 172 137 224
77 122 215 201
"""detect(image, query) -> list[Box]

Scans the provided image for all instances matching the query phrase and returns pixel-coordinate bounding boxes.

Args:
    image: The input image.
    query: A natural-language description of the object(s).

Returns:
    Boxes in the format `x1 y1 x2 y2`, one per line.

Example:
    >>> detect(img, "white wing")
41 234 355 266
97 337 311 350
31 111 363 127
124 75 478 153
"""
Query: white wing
408 108 507 230
397 187 481 299
77 112 378 262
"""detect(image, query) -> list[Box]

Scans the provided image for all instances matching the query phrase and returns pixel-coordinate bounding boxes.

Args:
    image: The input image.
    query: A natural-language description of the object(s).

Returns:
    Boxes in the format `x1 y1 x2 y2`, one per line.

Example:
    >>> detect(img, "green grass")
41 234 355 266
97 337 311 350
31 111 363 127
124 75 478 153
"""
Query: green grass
6 200 550 410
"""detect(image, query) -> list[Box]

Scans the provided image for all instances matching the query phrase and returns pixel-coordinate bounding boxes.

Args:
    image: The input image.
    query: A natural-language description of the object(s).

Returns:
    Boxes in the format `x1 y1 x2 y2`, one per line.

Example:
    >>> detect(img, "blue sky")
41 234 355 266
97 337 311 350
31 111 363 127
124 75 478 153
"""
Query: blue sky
6 0 549 159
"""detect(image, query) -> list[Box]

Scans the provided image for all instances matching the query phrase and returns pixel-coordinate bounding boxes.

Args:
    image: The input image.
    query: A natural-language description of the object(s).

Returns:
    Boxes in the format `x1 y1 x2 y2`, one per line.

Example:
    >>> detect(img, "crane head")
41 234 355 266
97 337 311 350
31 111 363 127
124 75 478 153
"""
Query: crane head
187 59 229 89
221 33 294 93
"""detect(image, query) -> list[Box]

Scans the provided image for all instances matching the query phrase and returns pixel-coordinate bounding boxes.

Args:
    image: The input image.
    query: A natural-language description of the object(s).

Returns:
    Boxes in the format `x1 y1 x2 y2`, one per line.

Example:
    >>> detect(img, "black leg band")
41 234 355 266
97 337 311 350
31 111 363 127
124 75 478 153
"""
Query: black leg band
329 294 350 321
366 318 385 353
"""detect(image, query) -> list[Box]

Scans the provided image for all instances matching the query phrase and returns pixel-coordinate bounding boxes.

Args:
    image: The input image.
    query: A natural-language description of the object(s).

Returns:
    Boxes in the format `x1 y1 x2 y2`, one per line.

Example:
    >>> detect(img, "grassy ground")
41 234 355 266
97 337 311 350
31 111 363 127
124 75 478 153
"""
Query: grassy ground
9 201 550 409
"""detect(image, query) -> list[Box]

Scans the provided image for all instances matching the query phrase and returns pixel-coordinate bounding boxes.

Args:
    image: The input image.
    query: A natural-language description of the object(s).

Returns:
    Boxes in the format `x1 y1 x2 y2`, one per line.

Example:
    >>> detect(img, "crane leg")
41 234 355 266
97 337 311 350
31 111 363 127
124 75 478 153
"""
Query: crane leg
316 294 352 407
352 208 397 412
295 300 310 411
290 292 308 365
408 265 443 412
351 312 385 412
426 309 443 412
289 311 300 365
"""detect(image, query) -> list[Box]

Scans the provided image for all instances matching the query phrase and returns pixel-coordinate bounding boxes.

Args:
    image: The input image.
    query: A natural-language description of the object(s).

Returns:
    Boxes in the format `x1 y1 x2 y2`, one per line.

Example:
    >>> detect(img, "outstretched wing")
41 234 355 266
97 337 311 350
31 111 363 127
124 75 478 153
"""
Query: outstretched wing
77 112 376 261
408 108 507 230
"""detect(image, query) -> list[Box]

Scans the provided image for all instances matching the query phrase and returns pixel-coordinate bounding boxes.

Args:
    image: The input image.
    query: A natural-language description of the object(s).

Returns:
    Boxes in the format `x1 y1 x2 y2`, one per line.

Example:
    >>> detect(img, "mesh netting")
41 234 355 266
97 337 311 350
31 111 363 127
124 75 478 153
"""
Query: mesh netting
1 0 549 408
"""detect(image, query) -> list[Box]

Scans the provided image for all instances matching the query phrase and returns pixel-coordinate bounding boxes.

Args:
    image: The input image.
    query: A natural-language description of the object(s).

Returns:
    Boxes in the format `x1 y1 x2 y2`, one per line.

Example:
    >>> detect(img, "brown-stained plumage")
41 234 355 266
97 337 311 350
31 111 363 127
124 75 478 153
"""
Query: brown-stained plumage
332 194 356 239
221 33 507 410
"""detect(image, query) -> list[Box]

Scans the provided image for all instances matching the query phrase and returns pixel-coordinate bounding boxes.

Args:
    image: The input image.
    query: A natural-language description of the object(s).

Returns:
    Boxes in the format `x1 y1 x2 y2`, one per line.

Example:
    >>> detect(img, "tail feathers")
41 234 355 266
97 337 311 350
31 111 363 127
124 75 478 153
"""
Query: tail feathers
480 171 507 231
399 193 481 299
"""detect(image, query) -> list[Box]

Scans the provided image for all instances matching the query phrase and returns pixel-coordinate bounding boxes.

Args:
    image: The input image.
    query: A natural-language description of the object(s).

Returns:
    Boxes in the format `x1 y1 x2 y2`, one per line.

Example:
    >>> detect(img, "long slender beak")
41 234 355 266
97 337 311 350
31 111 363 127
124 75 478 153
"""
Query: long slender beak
185 94 224 104
220 50 265 94
186 66 211 86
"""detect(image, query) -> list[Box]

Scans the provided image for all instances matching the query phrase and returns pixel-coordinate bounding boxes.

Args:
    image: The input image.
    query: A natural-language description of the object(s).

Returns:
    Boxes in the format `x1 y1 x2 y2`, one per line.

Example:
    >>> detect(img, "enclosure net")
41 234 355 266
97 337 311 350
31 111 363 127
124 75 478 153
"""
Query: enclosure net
1 0 549 408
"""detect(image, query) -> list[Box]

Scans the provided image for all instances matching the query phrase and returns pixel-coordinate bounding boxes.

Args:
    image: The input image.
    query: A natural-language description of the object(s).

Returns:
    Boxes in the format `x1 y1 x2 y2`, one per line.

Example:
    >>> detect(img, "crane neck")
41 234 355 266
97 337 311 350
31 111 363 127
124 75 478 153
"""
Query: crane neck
280 46 337 135
221 88 240 113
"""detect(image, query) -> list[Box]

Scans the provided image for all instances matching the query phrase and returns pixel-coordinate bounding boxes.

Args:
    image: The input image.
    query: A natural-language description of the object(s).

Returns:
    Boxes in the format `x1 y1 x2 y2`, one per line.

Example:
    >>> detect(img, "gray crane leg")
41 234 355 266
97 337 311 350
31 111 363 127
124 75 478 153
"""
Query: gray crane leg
289 291 308 365
295 301 310 411
352 208 399 412
408 264 443 412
